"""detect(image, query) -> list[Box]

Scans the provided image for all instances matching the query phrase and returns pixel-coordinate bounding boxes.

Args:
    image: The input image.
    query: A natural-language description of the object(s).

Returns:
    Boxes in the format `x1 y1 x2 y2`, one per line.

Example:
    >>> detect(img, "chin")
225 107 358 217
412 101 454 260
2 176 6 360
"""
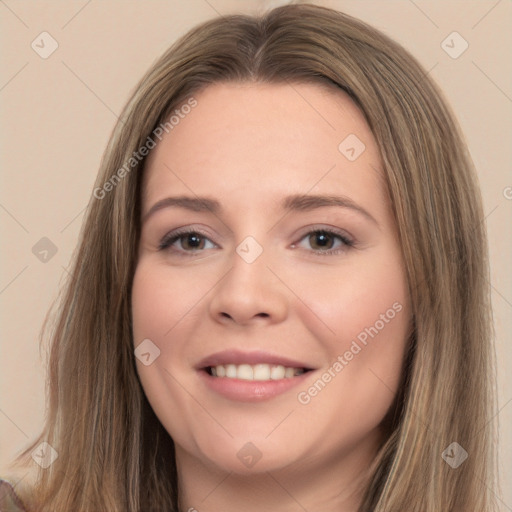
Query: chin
192 434 302 475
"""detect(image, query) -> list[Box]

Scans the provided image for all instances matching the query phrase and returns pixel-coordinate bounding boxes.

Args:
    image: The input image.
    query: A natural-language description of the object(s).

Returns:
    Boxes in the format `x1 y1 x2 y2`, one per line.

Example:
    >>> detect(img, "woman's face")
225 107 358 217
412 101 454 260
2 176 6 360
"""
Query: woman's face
132 82 411 476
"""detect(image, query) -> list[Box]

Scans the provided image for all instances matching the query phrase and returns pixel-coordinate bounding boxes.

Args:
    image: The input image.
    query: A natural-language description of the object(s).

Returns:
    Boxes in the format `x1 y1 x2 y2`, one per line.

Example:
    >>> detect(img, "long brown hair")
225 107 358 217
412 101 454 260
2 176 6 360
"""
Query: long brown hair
14 3 497 510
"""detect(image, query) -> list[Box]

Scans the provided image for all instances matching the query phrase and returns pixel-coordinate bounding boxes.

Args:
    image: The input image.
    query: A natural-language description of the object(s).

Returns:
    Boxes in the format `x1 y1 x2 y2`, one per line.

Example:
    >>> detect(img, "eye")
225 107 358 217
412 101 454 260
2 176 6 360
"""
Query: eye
159 228 216 254
293 228 354 255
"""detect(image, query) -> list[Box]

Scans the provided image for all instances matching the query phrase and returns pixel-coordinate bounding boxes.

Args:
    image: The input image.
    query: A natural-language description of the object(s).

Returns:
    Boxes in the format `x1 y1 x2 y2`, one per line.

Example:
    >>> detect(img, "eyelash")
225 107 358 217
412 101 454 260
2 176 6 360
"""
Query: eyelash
158 227 355 257
296 228 355 255
158 228 215 255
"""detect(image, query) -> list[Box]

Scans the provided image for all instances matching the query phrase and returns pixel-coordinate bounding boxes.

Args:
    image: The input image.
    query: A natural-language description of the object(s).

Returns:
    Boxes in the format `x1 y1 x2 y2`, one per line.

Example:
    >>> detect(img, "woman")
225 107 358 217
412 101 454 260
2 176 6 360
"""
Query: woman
1 3 497 511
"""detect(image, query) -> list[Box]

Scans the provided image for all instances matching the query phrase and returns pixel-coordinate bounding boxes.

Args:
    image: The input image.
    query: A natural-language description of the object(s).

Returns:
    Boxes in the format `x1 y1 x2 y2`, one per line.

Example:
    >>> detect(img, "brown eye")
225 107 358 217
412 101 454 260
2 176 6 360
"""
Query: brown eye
159 230 216 253
180 233 205 250
308 231 336 250
293 228 354 255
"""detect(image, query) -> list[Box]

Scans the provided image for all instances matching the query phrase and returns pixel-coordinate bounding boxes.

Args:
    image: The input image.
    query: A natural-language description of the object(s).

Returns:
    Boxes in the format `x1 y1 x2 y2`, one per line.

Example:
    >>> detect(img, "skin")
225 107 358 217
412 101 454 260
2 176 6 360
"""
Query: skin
132 82 412 512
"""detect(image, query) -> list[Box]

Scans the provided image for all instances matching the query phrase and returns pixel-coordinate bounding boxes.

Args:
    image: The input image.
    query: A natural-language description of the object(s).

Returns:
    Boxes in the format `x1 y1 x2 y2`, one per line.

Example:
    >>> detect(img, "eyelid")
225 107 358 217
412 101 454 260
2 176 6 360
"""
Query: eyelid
158 224 356 256
293 224 355 244
158 226 219 253
291 225 355 255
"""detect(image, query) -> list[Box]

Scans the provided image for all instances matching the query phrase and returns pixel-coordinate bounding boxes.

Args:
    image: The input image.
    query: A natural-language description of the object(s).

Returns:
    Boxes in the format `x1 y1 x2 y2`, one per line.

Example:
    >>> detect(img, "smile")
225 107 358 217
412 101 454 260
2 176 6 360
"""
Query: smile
207 363 308 380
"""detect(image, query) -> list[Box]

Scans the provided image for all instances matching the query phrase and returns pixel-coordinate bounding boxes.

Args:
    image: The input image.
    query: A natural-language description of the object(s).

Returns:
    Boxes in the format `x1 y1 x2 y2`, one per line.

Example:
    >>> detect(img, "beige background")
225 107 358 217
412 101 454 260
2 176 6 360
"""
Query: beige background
1 0 510 507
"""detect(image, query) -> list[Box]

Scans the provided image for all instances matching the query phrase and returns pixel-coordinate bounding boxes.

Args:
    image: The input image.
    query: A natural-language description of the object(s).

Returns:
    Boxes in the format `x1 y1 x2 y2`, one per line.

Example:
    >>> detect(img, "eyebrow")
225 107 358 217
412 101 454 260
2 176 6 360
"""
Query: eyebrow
282 194 378 225
142 194 378 226
143 196 222 223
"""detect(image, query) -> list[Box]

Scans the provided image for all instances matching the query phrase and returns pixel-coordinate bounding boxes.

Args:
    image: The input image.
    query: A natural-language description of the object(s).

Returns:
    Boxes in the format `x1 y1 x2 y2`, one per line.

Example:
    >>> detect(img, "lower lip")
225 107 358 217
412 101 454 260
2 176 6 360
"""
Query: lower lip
198 369 312 402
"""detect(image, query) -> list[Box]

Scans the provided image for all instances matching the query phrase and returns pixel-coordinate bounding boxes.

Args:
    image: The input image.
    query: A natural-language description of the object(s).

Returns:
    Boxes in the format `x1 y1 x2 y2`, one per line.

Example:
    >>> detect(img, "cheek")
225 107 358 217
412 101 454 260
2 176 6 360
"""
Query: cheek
131 260 211 343
131 262 202 446
132 264 172 343
289 248 411 420
131 263 188 406
285 249 410 346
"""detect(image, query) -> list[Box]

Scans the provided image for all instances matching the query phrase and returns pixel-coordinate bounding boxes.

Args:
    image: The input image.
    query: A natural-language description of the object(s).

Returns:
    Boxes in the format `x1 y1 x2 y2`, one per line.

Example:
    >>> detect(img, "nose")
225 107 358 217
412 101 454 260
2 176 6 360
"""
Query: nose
208 247 289 327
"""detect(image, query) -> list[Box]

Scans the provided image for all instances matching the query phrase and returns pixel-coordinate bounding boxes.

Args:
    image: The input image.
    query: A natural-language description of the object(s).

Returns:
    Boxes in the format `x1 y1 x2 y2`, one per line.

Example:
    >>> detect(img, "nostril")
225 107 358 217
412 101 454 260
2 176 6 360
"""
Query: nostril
217 311 271 323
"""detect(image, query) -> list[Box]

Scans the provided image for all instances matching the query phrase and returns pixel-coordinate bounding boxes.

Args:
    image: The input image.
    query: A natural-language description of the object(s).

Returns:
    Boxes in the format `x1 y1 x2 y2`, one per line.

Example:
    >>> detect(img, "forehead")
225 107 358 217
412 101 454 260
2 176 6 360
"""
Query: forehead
141 81 386 217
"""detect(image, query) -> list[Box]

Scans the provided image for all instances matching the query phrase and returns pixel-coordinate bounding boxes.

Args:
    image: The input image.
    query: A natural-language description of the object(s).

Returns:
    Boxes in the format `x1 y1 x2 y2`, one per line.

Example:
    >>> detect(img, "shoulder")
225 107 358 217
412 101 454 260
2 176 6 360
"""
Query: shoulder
0 479 28 512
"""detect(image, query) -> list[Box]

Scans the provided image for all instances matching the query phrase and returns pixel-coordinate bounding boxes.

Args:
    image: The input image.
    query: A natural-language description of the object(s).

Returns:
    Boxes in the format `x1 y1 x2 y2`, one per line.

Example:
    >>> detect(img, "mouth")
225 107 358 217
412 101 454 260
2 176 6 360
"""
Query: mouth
203 363 312 380
196 350 316 402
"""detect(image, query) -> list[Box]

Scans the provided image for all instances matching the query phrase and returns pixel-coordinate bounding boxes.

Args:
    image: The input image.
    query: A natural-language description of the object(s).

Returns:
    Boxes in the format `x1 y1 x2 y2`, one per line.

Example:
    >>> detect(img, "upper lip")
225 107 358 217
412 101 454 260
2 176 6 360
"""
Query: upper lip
196 349 315 370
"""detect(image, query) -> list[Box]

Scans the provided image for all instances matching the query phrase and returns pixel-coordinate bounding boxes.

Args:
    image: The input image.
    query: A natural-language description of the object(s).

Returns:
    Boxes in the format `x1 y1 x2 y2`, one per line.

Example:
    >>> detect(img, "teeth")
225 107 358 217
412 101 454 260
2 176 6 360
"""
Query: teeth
208 363 306 380
237 364 253 380
284 367 295 378
253 364 270 380
270 364 285 380
226 364 237 378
